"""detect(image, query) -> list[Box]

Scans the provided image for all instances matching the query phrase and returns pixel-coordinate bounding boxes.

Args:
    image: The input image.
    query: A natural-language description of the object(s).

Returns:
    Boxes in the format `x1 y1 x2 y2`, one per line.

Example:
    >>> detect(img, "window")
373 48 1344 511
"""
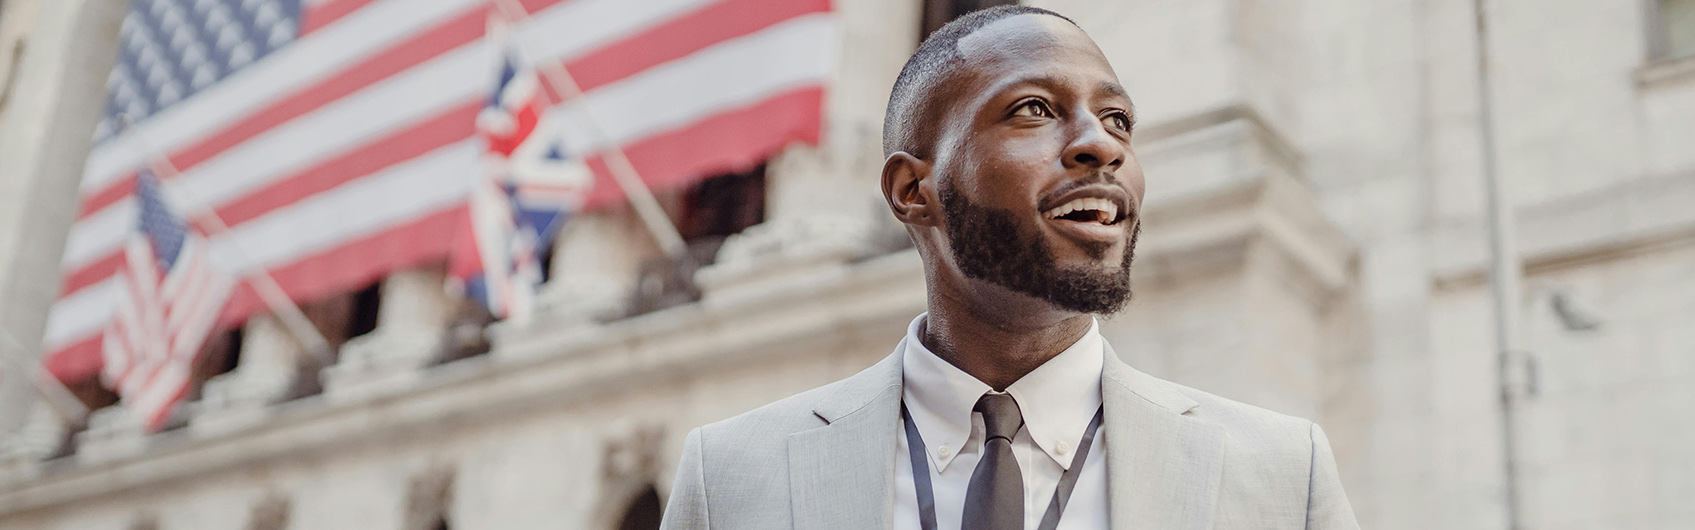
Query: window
347 281 382 339
296 280 383 361
679 164 767 262
921 0 1017 40
1655 0 1695 59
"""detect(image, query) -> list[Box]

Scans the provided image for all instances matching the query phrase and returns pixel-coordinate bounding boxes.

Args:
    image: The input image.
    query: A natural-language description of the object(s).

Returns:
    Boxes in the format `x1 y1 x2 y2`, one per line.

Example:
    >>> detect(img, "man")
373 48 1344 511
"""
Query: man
659 6 1358 530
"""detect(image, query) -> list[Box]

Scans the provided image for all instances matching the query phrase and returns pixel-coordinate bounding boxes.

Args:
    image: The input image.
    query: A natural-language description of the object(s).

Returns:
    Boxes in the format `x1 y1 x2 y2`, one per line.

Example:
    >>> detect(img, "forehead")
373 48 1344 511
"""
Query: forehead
954 15 1120 92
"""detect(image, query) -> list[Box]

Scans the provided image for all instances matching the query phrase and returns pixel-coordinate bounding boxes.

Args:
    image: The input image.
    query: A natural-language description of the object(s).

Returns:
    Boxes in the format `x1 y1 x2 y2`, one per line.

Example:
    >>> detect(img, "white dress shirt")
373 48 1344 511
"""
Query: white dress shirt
894 313 1109 530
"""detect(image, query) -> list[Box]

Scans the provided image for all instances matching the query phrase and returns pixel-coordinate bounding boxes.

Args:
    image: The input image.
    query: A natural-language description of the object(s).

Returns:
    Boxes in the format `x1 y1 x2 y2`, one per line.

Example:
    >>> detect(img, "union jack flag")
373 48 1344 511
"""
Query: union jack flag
450 16 592 323
101 171 234 431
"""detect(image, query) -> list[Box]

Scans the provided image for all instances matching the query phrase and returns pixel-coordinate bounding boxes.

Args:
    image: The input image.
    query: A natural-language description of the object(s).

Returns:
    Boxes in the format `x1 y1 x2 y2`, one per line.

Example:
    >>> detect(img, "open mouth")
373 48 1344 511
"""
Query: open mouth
1042 197 1128 226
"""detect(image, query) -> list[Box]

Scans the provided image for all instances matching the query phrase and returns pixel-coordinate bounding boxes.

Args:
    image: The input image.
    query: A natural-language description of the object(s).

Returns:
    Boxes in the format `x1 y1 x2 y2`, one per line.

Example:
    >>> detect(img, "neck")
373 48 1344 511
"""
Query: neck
920 292 1093 391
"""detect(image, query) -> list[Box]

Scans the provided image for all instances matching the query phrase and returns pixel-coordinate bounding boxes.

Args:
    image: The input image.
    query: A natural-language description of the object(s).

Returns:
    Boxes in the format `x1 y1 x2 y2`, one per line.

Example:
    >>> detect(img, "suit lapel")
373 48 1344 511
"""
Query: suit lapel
1101 344 1225 530
790 346 904 530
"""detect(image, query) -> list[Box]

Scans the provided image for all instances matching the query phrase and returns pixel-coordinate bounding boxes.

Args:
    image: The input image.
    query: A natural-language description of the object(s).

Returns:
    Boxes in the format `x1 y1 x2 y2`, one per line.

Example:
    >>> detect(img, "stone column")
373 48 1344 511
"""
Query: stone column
0 0 125 435
322 266 458 400
190 314 316 435
533 210 649 328
692 0 919 301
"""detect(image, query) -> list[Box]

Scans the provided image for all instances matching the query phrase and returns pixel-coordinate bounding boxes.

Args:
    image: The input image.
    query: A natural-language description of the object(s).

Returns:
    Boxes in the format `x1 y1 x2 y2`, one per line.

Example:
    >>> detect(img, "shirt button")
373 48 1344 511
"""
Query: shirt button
937 445 952 458
1056 441 1072 455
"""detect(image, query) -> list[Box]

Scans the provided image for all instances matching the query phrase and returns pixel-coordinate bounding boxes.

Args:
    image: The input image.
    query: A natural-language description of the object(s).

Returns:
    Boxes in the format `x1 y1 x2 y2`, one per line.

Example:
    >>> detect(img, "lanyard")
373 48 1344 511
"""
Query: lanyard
901 402 1105 530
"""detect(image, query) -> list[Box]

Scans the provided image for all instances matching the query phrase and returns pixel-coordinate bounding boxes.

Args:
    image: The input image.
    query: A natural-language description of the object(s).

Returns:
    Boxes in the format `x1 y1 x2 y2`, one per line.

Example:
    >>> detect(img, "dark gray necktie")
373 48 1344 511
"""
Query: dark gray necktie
962 393 1025 530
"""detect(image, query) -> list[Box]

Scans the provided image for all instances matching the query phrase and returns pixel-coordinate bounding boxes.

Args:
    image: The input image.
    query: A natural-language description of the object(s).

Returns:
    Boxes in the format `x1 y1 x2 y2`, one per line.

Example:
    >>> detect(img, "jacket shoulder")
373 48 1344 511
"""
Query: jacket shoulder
694 351 901 459
1164 381 1320 466
695 378 839 455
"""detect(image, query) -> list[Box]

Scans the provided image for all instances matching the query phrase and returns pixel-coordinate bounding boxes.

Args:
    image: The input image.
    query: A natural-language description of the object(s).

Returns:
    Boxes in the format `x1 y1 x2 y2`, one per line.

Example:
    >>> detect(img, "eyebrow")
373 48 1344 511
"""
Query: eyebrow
1097 81 1132 106
988 75 1134 108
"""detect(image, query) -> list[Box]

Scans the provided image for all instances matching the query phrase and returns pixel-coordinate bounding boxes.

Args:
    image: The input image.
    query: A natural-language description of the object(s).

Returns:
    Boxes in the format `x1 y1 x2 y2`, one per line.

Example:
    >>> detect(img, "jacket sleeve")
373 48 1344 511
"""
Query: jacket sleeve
1306 423 1360 530
660 428 710 530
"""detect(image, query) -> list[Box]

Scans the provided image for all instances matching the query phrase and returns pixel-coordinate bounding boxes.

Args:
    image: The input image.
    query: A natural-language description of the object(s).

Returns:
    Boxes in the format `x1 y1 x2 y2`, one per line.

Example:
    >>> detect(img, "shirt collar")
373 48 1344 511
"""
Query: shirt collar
900 313 1105 472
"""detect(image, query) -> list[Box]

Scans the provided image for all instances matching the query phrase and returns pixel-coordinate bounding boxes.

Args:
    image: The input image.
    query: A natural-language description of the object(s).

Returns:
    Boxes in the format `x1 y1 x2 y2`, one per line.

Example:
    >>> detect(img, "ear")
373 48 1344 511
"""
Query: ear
881 151 940 227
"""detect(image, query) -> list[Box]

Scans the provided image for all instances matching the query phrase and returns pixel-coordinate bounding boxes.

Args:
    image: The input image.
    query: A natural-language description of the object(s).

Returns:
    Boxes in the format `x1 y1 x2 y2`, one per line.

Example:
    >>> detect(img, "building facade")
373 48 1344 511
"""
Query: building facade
0 0 1692 529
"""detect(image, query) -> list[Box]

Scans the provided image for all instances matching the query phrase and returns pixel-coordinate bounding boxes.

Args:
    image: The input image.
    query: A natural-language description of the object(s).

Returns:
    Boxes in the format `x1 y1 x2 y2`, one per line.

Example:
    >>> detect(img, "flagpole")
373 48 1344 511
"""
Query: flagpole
488 0 691 259
115 116 336 368
0 328 90 423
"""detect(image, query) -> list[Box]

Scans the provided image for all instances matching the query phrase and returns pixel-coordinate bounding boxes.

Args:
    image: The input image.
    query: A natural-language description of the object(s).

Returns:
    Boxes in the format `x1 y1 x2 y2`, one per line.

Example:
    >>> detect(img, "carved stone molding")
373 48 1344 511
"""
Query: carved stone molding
694 214 878 305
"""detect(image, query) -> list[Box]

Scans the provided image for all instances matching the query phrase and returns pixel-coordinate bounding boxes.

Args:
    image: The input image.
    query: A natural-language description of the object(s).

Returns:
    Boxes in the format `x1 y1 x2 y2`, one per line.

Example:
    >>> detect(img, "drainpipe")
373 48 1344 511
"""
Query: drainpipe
1470 0 1525 528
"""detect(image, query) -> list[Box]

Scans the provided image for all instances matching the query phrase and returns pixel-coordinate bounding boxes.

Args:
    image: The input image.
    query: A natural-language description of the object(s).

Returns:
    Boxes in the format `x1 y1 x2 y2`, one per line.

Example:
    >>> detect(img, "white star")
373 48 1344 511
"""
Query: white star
226 42 256 70
267 20 294 48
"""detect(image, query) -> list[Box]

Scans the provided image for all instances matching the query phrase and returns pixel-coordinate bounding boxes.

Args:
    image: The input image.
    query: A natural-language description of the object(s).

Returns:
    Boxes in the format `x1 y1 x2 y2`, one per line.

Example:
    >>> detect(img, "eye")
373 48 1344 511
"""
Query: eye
1102 110 1133 132
1012 99 1053 118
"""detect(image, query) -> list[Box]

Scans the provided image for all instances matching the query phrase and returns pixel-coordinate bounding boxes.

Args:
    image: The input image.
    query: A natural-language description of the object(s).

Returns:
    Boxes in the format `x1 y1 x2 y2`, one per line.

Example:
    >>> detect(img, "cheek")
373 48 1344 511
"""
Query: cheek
964 137 1058 204
1119 159 1148 208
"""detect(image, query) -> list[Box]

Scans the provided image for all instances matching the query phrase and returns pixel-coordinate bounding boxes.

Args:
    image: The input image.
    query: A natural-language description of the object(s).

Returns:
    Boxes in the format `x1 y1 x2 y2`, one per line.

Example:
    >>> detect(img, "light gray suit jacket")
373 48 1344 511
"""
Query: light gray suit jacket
659 339 1360 530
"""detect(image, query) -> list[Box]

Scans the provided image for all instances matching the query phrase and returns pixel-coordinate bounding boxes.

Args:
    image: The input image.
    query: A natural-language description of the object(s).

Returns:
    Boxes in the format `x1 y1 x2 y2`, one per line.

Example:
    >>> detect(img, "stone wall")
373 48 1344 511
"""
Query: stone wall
0 0 1691 529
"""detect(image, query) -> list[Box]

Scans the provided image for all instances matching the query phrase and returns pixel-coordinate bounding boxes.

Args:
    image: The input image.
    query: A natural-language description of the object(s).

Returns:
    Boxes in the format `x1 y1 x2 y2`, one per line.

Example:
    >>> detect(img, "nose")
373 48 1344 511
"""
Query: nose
1062 115 1126 171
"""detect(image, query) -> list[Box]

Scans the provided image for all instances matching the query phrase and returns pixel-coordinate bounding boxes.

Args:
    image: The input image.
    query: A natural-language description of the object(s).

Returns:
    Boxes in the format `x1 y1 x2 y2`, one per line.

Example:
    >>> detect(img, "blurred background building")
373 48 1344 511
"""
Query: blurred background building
0 0 1691 528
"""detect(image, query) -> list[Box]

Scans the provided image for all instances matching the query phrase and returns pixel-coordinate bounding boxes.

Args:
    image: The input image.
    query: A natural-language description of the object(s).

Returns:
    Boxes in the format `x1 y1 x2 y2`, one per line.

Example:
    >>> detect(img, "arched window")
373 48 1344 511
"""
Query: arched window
403 467 455 530
616 485 663 530
246 493 291 530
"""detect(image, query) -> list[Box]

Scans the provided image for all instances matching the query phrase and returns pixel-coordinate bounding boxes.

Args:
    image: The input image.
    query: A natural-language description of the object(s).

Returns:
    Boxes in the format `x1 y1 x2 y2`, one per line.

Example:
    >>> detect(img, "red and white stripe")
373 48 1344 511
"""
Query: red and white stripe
103 236 233 430
44 0 835 382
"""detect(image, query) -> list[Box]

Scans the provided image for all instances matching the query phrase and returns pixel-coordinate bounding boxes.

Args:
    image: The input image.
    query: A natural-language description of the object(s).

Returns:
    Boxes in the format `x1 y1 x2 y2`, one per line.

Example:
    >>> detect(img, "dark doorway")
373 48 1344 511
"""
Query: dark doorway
617 486 663 530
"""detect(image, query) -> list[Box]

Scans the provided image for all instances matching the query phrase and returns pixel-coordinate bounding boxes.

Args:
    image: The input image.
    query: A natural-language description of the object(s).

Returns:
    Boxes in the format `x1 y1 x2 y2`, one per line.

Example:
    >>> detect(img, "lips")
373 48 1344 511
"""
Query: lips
1043 197 1121 224
1038 184 1134 246
1040 185 1131 225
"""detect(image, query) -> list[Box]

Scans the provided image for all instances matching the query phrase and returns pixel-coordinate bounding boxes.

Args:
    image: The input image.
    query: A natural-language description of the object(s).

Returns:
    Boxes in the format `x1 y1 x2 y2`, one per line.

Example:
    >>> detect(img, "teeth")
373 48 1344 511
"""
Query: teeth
1044 197 1119 223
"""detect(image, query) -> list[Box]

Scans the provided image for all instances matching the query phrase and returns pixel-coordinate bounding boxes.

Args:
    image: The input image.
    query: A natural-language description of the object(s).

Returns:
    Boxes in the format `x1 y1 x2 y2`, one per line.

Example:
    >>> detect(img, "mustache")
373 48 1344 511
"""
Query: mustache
1036 174 1138 218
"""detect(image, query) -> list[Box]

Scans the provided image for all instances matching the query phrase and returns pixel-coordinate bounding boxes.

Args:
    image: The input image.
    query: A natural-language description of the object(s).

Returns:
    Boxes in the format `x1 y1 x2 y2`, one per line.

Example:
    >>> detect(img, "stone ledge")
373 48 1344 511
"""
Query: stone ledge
1432 171 1695 289
1636 54 1695 89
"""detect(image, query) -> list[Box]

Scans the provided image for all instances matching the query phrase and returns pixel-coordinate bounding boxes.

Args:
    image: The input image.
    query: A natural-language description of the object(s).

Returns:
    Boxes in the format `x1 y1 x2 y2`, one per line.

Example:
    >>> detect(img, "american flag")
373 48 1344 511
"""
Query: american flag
43 0 836 383
101 171 235 430
451 19 593 323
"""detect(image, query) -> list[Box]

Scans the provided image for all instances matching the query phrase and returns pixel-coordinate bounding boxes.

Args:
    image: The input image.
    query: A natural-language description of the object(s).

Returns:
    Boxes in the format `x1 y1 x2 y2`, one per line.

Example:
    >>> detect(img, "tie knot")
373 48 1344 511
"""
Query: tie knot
974 393 1024 442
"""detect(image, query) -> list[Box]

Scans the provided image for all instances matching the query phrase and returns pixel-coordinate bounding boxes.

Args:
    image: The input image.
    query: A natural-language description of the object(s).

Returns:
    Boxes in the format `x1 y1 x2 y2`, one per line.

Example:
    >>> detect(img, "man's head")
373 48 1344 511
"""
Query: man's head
880 6 1146 318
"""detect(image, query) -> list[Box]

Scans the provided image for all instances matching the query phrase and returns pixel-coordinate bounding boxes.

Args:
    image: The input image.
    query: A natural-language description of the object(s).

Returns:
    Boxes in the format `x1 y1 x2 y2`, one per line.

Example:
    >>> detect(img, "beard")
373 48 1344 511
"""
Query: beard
939 177 1139 315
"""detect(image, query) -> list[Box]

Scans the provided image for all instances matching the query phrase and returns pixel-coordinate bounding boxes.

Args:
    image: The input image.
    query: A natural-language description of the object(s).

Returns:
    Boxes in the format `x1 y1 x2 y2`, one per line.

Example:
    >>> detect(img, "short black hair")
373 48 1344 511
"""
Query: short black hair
882 5 1078 158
